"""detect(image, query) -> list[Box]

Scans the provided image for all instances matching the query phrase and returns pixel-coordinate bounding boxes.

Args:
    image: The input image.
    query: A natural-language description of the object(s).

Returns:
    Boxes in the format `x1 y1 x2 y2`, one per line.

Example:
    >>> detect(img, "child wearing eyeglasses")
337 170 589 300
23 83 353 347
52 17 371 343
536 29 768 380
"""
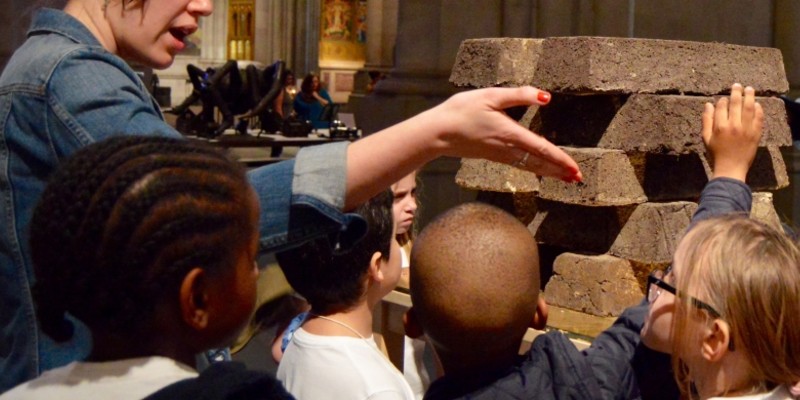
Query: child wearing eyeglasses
639 85 800 399
403 84 771 400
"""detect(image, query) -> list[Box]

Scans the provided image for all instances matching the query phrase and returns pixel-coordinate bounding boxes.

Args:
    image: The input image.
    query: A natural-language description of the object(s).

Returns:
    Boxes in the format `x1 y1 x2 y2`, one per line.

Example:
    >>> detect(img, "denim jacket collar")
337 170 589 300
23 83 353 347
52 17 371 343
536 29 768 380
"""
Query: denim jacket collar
28 8 103 48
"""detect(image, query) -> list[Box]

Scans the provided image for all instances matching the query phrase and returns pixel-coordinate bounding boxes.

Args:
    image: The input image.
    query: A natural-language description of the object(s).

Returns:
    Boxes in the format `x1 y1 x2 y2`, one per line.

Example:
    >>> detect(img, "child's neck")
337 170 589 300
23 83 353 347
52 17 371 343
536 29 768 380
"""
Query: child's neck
305 302 373 339
88 331 196 369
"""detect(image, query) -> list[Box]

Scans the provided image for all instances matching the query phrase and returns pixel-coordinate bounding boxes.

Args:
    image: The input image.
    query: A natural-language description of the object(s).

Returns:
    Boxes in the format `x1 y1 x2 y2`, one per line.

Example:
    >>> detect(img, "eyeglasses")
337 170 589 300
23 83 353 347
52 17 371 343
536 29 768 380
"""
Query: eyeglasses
647 267 734 351
647 268 722 319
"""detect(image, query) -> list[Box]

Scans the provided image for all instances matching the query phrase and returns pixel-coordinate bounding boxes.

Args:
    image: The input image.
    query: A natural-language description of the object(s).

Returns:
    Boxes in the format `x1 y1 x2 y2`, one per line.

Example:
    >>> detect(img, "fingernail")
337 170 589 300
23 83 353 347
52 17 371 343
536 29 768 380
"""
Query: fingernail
537 91 551 105
733 83 742 89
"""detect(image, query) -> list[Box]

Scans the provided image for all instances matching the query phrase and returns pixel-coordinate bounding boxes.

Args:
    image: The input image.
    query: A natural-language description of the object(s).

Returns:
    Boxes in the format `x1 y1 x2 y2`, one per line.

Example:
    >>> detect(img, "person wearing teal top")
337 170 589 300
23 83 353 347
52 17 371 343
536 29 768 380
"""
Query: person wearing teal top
293 73 334 129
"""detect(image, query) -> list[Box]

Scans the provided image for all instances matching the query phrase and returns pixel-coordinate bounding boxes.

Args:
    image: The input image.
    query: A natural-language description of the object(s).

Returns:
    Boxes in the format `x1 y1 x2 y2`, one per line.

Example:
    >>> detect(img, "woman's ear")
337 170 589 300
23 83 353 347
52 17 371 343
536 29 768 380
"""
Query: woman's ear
701 319 732 362
180 267 210 330
530 297 549 330
367 251 384 283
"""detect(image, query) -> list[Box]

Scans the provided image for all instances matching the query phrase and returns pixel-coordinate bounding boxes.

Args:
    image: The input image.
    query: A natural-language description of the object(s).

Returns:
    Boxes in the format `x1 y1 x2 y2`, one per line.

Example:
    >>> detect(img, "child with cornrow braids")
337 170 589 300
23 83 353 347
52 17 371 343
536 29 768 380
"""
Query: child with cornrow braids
0 136 293 400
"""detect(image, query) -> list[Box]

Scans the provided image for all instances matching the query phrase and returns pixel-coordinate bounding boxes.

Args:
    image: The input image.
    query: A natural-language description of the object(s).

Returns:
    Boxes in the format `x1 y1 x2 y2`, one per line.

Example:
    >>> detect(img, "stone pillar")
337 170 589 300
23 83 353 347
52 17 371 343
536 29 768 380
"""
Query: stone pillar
354 0 509 227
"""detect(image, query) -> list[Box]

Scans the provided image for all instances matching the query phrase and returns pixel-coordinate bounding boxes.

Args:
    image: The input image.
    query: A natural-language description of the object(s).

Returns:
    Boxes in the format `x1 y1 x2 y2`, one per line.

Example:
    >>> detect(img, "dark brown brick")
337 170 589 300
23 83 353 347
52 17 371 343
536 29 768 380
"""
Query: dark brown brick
530 200 696 264
531 94 791 154
532 37 788 95
456 158 539 193
544 253 643 317
537 147 646 206
752 192 783 230
745 146 790 190
609 202 696 263
529 201 635 254
450 38 544 88
474 191 539 226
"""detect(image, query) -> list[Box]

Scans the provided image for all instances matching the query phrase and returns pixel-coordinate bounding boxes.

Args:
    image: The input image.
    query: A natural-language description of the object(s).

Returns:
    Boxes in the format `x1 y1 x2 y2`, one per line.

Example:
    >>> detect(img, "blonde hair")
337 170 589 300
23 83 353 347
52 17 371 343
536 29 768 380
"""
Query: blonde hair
671 215 800 398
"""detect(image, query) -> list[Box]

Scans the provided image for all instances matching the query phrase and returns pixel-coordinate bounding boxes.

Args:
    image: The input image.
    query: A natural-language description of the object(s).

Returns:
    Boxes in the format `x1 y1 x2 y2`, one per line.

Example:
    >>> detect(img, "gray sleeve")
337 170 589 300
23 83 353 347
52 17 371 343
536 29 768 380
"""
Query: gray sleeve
292 141 349 210
689 177 752 228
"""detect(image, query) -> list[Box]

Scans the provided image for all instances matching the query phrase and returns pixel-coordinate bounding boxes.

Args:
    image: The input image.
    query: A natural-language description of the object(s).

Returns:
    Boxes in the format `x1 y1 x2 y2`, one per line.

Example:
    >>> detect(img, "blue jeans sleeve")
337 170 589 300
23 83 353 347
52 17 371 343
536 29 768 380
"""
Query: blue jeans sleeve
247 142 366 255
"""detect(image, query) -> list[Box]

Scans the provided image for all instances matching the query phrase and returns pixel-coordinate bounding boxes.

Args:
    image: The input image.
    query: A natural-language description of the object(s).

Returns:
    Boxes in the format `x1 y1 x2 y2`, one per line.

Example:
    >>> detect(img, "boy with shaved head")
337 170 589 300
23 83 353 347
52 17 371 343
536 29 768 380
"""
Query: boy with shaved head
406 203 675 399
407 202 638 399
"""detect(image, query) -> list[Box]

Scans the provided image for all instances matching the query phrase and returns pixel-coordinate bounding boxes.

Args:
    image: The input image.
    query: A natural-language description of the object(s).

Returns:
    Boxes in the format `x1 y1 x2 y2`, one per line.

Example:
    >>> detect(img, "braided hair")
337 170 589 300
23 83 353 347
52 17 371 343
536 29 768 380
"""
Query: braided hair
30 136 256 341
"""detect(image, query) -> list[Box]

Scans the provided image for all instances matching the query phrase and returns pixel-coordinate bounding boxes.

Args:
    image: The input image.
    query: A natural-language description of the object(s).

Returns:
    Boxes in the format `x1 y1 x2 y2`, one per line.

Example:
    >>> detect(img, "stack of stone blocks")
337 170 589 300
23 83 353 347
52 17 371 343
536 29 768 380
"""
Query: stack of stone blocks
450 37 791 318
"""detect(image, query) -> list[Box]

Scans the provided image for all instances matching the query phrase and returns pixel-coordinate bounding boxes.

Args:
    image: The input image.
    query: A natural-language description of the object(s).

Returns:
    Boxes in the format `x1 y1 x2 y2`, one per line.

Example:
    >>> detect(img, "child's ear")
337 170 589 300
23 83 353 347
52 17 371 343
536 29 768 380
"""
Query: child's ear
530 297 549 330
702 319 732 362
368 251 384 282
403 307 424 339
180 267 210 330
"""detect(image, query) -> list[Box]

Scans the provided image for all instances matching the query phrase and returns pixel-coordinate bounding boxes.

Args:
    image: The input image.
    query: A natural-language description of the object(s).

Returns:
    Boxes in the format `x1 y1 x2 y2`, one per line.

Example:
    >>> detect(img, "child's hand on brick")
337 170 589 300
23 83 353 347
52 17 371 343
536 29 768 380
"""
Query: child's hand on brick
702 83 764 182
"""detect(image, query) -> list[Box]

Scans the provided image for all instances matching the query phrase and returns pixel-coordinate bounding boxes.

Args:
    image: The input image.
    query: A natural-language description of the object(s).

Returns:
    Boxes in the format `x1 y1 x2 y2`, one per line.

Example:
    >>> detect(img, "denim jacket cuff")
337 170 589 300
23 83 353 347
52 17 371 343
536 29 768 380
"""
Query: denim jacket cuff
293 141 348 209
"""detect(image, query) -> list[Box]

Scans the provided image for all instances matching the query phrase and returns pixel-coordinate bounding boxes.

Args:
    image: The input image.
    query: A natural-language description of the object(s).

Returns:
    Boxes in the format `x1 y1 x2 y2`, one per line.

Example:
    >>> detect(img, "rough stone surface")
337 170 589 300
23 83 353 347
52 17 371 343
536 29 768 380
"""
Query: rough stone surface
530 200 696 263
532 37 788 95
746 146 790 190
475 191 539 226
628 152 708 201
456 158 539 193
609 202 697 264
532 94 790 154
538 147 646 206
751 192 783 230
529 201 635 254
544 253 643 317
450 38 544 88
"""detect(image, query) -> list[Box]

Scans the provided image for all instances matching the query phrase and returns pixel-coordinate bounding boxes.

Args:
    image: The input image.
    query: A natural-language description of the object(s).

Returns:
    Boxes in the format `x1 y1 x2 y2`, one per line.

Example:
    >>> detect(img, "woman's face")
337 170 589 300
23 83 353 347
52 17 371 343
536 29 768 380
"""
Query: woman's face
311 76 320 91
106 0 213 69
391 173 417 236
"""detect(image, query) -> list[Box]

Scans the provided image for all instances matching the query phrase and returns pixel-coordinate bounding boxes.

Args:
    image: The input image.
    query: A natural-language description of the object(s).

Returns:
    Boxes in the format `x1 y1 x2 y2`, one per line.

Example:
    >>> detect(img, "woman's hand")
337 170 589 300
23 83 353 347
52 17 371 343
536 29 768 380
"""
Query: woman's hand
422 86 581 182
345 86 581 209
702 83 764 182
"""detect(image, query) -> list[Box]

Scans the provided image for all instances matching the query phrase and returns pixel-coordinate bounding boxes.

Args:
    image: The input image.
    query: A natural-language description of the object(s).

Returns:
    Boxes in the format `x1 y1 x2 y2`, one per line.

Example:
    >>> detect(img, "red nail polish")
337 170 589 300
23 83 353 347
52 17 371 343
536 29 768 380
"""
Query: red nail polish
537 91 551 105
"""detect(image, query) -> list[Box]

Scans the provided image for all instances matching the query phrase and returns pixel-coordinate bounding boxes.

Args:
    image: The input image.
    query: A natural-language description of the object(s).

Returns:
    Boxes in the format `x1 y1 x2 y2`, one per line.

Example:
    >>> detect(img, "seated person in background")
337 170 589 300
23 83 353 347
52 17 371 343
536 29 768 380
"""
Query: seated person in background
404 83 764 400
276 190 415 400
293 73 333 129
0 137 292 399
279 69 297 119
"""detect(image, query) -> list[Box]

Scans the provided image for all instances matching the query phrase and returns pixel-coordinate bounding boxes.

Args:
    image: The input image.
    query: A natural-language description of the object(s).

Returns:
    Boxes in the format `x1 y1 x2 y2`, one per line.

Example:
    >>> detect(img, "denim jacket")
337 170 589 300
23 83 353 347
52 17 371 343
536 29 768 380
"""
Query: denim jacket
0 8 363 393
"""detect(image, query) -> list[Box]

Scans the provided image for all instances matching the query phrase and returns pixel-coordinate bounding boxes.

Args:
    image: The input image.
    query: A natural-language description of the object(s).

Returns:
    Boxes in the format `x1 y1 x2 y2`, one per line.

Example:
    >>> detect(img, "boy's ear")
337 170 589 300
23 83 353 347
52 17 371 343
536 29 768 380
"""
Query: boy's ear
368 251 384 283
180 267 211 330
403 307 424 339
702 319 732 362
530 297 549 330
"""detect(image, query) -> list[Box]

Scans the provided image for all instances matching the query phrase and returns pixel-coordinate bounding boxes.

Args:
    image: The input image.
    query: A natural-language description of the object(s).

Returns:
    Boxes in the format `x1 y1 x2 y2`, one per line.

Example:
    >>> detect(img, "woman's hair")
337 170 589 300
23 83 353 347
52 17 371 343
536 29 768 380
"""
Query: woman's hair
30 136 256 342
281 70 294 85
300 73 318 97
671 215 800 397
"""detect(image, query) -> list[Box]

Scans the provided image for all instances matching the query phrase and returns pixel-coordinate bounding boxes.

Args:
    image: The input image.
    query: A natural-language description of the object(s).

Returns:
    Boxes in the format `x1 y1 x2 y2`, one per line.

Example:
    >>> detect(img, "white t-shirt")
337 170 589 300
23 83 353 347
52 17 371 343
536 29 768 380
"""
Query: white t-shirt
708 385 795 400
0 357 197 400
277 327 415 400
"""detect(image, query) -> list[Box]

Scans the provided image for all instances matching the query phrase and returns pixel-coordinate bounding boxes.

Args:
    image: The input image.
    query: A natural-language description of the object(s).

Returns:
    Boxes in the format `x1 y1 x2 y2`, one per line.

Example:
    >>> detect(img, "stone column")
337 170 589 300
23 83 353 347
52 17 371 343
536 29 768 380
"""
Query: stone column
354 0 507 228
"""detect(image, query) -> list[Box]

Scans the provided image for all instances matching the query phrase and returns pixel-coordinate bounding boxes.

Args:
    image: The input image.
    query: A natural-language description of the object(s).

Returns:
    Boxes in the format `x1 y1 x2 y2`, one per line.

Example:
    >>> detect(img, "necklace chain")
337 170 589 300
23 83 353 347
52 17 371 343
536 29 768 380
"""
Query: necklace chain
309 313 367 339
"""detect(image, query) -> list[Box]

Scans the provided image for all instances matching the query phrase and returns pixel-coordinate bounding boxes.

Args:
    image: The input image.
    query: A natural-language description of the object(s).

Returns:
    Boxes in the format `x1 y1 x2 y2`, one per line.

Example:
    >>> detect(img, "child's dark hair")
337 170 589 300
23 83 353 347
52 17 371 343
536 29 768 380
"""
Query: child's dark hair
276 190 394 315
30 136 256 342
